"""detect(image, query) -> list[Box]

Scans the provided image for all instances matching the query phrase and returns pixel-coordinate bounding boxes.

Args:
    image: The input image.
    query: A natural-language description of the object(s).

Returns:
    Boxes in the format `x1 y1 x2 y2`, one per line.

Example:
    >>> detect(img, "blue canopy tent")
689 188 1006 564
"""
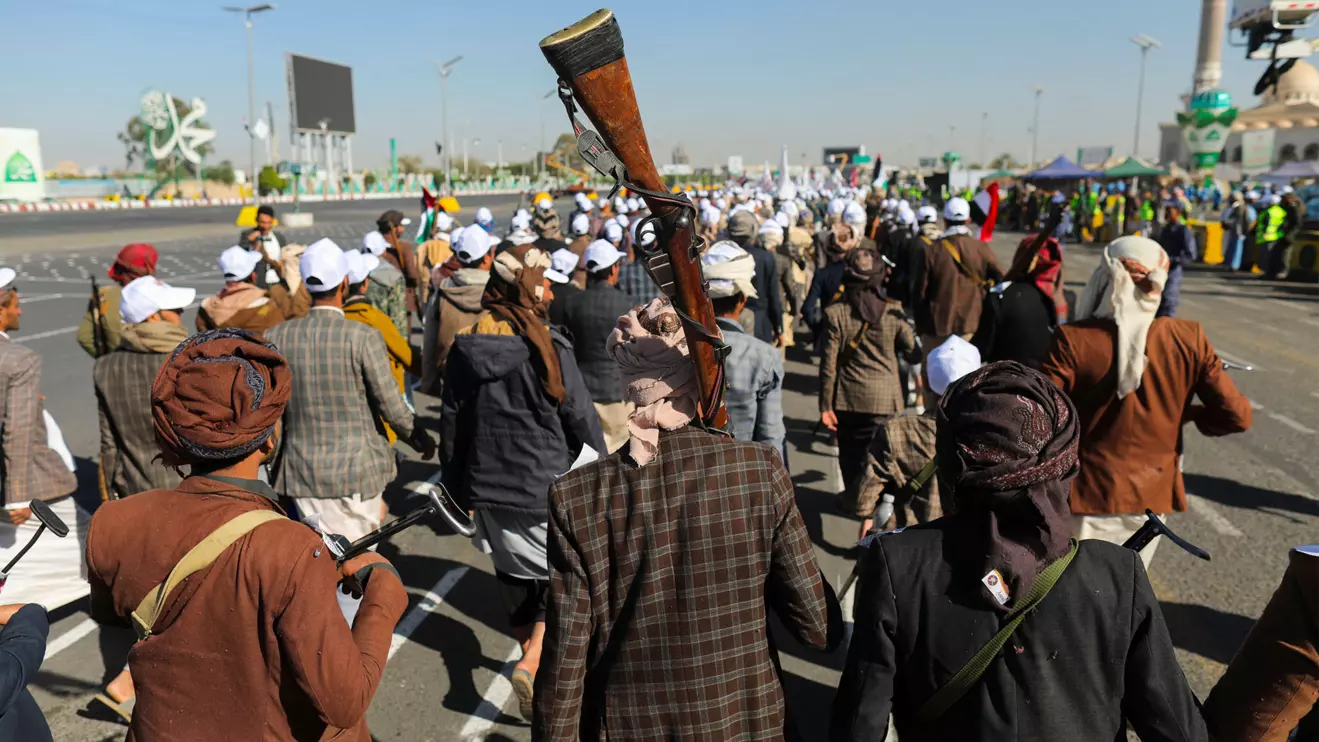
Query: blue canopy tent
1258 160 1319 183
1023 156 1094 180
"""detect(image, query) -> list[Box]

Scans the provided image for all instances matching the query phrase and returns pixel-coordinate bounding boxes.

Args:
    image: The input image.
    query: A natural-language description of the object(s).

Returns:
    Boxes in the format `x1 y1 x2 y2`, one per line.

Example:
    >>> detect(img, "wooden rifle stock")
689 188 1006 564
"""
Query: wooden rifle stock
541 9 728 429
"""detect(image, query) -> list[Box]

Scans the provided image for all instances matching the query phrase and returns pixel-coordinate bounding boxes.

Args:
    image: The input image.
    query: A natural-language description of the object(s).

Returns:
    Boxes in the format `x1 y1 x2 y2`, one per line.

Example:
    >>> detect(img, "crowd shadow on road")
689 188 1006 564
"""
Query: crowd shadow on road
1159 601 1255 665
1185 473 1319 522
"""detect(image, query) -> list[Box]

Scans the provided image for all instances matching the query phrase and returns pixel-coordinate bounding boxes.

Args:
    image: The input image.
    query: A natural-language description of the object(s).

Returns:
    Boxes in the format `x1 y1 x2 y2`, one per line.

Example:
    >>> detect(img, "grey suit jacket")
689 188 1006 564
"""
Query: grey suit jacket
0 338 76 505
265 307 415 500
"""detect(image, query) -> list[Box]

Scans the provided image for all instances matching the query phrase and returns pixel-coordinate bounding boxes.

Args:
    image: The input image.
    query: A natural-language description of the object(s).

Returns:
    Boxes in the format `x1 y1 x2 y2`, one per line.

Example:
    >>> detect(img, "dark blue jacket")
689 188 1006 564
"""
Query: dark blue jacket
744 245 784 344
1158 223 1199 265
804 261 847 329
441 324 605 514
558 283 638 404
0 605 51 742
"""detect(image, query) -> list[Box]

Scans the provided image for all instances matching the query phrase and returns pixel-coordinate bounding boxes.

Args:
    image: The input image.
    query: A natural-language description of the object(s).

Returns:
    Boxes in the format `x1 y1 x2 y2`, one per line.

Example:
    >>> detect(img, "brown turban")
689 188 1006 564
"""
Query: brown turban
152 328 291 465
936 361 1079 612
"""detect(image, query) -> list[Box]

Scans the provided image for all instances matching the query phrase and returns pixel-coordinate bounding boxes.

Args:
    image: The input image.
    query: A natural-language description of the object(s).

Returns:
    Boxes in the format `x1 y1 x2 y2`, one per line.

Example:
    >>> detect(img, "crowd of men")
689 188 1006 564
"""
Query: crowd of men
0 180 1314 742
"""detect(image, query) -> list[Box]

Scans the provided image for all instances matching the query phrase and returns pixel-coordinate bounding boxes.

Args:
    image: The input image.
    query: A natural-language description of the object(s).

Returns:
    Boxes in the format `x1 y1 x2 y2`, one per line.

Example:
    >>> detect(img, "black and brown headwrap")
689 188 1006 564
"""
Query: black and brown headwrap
936 361 1079 611
483 243 566 405
842 247 891 325
151 328 291 466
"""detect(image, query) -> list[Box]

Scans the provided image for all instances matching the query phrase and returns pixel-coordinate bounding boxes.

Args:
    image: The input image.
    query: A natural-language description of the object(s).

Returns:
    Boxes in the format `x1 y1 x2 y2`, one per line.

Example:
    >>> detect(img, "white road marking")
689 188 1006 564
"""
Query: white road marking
1311 391 1319 401
19 294 71 303
460 643 522 740
14 325 80 343
1220 295 1258 311
1268 411 1316 435
1250 400 1264 411
1187 496 1244 537
1268 298 1308 313
1303 317 1319 330
44 618 98 661
1217 348 1264 371
387 566 469 660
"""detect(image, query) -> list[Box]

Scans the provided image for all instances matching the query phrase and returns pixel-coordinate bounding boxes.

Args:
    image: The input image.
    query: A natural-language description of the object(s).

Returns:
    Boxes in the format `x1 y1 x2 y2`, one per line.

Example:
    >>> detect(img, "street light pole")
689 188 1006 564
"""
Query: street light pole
1029 86 1044 168
539 89 555 179
433 56 463 194
223 4 274 206
1131 35 1161 158
979 112 989 166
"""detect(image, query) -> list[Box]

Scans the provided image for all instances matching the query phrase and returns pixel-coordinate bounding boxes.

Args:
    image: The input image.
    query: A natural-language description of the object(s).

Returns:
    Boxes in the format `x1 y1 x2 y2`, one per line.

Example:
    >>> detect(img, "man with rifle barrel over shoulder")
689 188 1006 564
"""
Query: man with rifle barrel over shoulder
78 243 159 358
534 11 840 739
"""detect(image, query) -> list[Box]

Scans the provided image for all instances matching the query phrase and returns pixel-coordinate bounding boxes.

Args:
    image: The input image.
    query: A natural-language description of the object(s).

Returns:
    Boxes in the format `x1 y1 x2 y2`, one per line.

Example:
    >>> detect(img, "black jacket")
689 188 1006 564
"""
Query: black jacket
970 283 1058 369
832 516 1206 742
440 325 604 515
744 245 784 344
548 282 581 328
558 282 637 404
804 261 847 329
0 605 52 742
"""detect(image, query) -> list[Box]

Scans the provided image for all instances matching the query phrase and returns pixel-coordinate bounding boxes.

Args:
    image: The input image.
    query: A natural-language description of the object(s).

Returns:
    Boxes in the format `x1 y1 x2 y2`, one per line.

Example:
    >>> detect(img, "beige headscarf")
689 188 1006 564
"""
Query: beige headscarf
1075 236 1170 399
607 298 700 466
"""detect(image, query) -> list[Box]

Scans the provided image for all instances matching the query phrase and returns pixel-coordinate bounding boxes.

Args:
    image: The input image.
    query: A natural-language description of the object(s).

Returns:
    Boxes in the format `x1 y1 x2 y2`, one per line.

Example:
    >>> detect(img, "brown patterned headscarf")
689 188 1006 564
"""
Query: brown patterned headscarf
152 328 291 466
842 247 890 325
483 243 566 406
936 361 1079 612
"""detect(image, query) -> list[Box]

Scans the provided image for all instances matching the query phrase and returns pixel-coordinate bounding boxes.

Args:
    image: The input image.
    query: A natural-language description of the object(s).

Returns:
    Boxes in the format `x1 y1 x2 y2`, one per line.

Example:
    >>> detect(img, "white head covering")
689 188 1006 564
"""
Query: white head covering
700 206 720 226
508 228 537 247
926 336 981 396
843 202 866 231
434 212 455 233
1075 236 1171 399
476 207 494 227
627 198 641 212
614 213 630 229
604 221 624 244
570 213 591 236
758 220 785 250
774 211 791 228
536 196 553 212
702 241 758 299
575 192 591 209
897 206 917 227
944 197 971 222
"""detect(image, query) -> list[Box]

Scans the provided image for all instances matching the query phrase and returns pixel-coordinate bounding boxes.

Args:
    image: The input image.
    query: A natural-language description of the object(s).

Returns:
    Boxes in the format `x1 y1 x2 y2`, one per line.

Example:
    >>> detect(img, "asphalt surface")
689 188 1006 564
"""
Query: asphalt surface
14 204 1317 740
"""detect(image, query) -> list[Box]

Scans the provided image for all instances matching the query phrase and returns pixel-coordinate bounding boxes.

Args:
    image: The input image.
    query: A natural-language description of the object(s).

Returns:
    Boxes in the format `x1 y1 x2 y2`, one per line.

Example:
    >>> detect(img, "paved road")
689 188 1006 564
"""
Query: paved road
17 216 1318 739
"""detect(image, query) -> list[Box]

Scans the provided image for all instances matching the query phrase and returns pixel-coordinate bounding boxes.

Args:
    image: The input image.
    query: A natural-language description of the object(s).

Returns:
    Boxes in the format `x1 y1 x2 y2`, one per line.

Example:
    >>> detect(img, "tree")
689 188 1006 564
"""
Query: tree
257 165 287 196
398 155 423 175
968 163 983 170
989 152 1021 169
202 160 236 186
364 172 378 188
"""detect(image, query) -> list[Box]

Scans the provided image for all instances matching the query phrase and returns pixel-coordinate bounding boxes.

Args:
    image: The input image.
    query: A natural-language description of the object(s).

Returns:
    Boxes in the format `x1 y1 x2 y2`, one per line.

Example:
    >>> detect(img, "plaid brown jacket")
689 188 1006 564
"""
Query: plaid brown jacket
535 427 840 741
94 346 183 498
855 414 942 528
819 301 917 416
266 307 415 500
0 338 76 505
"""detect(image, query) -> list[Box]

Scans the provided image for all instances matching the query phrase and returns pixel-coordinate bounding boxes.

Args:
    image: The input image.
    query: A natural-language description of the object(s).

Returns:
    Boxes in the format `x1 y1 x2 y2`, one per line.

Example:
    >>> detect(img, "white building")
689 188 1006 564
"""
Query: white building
1159 59 1319 173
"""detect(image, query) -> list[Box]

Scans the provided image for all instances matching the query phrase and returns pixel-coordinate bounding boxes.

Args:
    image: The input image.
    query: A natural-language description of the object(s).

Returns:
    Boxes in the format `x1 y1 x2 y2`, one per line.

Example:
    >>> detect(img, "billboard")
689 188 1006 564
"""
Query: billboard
823 147 861 166
1241 128 1276 174
726 155 744 174
287 54 356 134
1076 146 1114 167
0 129 44 202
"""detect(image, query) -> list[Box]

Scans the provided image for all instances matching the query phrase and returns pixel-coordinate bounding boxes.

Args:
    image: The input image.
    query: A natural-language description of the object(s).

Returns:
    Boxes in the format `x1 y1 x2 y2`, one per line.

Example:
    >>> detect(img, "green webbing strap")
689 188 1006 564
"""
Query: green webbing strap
916 540 1079 723
904 457 938 498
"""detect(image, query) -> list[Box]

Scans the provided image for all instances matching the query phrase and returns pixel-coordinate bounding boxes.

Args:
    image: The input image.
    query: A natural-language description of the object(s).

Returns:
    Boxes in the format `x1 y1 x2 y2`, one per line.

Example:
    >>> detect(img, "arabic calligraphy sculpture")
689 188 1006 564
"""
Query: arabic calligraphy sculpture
139 90 217 166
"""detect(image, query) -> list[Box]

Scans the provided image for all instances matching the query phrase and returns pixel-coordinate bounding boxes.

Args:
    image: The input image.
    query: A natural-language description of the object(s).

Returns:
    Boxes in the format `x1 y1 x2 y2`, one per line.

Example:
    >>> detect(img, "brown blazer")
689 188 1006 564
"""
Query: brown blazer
1203 546 1319 742
1041 317 1252 515
914 233 1003 337
195 283 311 335
819 301 918 416
0 337 76 505
86 476 407 742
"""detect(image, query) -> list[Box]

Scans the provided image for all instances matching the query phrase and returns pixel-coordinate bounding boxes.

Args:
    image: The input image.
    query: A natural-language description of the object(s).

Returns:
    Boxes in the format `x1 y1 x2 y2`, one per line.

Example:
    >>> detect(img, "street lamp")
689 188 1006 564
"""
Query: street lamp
1029 86 1045 168
979 112 989 167
222 3 274 206
1131 34 1161 158
539 89 555 178
432 55 463 193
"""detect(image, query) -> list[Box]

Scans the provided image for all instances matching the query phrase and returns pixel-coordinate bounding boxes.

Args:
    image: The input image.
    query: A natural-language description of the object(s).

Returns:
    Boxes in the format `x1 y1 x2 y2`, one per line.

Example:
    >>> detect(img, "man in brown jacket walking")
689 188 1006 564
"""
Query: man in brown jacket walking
536 299 840 740
87 329 407 742
1042 236 1252 567
196 246 310 334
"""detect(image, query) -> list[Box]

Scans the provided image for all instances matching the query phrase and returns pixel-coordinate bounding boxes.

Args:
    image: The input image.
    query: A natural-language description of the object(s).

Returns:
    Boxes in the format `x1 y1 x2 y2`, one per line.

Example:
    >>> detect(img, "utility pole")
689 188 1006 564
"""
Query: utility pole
1029 86 1045 169
539 89 555 178
1131 35 1161 157
222 4 274 205
979 112 989 167
433 56 463 193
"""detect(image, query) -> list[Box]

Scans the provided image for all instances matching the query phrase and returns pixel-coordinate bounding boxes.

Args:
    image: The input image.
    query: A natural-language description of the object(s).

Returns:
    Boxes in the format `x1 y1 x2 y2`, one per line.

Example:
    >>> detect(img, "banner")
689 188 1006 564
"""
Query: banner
0 128 45 203
1076 146 1114 168
1241 128 1276 174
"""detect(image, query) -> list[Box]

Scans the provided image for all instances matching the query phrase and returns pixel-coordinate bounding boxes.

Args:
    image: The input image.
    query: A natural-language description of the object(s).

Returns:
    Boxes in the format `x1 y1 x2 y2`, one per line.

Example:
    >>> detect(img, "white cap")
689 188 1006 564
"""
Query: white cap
944 197 971 222
917 205 938 224
774 211 791 228
119 276 197 324
218 245 264 282
511 212 532 230
476 207 494 226
604 221 624 244
343 249 381 285
615 214 630 228
927 336 981 396
1269 193 1283 206
843 201 866 228
627 198 640 212
575 192 590 207
536 196 552 211
547 248 577 284
453 227 492 264
584 239 627 271
0 268 14 290
1282 185 1295 194
362 231 390 256
300 238 349 292
570 213 591 236
613 196 628 213
434 212 455 232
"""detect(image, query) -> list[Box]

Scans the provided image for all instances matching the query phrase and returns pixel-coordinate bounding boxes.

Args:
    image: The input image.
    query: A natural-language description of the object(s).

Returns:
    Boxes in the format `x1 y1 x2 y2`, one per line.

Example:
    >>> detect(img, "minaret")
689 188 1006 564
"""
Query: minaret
1194 0 1227 93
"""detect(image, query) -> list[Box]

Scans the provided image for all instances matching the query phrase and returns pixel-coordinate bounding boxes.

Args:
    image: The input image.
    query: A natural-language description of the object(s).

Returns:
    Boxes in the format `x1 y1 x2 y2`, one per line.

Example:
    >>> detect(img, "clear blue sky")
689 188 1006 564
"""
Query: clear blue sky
0 0 1276 171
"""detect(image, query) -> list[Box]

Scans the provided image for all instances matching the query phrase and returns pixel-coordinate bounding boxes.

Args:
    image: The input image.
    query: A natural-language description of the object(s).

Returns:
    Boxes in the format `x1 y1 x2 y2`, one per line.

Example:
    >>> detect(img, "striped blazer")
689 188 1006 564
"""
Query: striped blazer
0 337 76 505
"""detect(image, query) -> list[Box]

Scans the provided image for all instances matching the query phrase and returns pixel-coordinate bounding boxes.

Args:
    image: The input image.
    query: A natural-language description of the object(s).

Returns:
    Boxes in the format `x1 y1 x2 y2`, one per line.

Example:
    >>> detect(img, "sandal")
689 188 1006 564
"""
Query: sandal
92 693 135 724
510 668 534 721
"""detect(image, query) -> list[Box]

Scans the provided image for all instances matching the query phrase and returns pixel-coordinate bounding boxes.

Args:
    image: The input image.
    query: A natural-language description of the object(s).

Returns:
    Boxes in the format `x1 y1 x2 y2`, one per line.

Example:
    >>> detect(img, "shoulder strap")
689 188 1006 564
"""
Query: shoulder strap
837 320 871 369
131 509 284 641
916 540 1079 723
940 238 988 288
902 457 939 497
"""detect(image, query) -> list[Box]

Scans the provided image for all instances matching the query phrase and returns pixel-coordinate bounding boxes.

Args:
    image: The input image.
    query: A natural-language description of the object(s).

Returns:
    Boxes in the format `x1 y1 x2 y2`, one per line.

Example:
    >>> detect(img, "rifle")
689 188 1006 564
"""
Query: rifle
540 9 729 430
88 276 108 357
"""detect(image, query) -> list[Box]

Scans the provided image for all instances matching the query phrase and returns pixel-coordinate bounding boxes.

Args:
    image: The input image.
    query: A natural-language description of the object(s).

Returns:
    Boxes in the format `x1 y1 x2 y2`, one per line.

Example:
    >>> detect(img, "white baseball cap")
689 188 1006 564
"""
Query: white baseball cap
536 196 553 211
547 247 577 284
362 231 390 256
455 227 493 264
615 213 630 228
927 336 981 396
218 245 265 282
917 205 938 224
604 221 624 244
344 249 380 285
120 276 197 324
511 212 532 230
0 268 14 290
570 213 591 236
476 207 494 225
300 238 349 292
944 197 971 222
584 239 627 272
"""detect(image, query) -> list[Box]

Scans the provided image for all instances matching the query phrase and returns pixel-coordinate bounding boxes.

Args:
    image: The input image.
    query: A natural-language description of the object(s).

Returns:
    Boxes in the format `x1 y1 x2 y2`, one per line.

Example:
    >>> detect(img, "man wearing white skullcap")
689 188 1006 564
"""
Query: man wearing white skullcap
419 226 496 395
913 195 1003 406
1042 235 1252 566
854 336 980 536
703 242 786 457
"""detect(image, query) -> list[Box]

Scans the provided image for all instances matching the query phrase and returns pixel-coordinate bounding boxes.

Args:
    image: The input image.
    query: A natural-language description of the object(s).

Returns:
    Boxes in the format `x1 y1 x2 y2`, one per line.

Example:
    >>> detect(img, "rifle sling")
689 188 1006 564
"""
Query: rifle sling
916 540 1079 724
940 238 991 289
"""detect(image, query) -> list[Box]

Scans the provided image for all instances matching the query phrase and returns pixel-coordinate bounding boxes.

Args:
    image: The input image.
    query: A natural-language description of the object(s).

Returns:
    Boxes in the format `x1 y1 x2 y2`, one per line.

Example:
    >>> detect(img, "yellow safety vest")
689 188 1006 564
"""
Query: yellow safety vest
1257 205 1285 243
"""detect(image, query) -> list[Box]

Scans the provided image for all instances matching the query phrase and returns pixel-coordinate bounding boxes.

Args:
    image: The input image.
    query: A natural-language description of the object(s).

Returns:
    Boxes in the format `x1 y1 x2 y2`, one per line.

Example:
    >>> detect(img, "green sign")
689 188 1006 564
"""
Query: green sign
4 152 35 183
853 155 872 164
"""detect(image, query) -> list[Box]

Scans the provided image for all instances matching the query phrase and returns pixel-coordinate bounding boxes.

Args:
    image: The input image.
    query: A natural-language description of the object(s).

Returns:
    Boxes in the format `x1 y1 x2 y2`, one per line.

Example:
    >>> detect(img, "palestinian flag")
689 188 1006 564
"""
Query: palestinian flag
972 182 999 242
416 186 439 241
